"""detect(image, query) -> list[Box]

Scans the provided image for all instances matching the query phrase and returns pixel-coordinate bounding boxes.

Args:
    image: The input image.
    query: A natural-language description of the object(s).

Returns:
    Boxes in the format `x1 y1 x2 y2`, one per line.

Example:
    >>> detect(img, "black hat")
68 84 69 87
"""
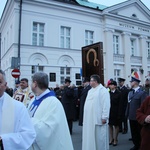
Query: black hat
118 78 125 82
65 78 71 83
109 80 117 86
82 77 90 83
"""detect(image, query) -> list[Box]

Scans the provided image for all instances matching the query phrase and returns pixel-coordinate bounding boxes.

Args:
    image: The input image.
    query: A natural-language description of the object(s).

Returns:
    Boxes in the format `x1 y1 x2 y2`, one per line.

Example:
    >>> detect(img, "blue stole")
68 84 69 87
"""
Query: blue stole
29 91 55 117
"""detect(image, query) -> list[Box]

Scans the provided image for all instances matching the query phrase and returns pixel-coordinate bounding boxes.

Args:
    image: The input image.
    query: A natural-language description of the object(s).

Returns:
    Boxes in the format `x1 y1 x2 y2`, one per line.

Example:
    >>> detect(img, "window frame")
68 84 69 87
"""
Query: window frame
32 22 45 46
60 26 71 49
113 35 119 54
85 30 94 46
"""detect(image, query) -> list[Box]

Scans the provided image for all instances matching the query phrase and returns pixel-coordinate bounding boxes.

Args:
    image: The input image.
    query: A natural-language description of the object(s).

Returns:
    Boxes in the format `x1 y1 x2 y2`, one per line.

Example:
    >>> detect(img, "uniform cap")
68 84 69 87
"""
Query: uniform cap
65 78 71 83
130 71 140 82
118 78 125 82
109 80 117 86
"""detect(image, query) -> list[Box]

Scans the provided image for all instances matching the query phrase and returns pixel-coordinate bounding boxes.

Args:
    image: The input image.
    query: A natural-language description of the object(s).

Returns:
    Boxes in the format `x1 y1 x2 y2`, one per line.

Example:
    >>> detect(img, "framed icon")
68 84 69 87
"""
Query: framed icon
14 93 25 102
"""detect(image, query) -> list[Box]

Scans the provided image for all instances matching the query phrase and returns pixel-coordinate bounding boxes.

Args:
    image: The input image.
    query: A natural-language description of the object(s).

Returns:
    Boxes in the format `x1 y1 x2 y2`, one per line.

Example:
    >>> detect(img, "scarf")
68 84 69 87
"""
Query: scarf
29 91 55 117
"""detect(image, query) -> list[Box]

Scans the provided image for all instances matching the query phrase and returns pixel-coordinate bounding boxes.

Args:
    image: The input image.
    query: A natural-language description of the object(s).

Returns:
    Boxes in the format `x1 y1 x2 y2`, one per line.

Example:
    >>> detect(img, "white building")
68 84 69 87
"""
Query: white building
0 0 150 88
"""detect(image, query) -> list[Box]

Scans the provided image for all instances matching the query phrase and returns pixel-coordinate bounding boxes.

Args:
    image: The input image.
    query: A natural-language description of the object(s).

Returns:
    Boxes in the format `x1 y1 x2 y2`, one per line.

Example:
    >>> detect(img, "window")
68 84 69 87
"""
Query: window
32 22 44 46
31 65 44 74
60 67 71 84
85 30 94 46
75 73 81 79
75 73 81 86
147 42 150 57
60 26 71 48
113 35 119 54
130 39 136 56
49 73 56 82
114 69 120 81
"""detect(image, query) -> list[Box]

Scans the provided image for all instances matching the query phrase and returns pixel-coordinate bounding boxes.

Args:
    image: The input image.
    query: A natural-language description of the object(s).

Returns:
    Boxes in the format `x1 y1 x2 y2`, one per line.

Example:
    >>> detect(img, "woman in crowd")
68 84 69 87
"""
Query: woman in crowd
108 80 122 146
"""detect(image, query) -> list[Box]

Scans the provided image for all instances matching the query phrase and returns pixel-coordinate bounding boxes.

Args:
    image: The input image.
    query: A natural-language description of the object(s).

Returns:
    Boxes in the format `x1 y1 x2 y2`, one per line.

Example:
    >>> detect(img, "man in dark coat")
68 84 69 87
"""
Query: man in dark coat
136 96 150 150
118 77 129 134
127 76 147 150
61 78 74 134
79 77 91 126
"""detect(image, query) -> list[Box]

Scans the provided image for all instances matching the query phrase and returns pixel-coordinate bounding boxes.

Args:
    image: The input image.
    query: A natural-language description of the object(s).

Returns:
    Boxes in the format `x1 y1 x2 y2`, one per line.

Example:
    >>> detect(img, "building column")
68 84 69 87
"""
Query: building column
139 35 148 83
104 28 114 83
121 32 131 84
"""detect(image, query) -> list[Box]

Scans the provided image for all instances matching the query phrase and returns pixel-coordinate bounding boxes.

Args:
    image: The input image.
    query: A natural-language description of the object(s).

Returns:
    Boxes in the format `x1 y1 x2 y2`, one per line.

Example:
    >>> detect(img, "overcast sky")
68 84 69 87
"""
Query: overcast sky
0 0 150 19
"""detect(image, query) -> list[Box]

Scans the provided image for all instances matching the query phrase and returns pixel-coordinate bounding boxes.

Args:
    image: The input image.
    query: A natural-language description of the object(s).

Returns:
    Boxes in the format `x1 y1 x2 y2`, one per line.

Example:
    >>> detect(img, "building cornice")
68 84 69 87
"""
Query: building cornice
121 32 131 36
139 35 148 39
102 13 150 27
104 28 114 33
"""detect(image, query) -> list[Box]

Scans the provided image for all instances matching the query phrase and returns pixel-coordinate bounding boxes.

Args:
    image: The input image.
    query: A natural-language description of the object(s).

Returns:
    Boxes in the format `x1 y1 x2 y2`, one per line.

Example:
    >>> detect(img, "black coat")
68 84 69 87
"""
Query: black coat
109 89 122 126
61 86 74 120
79 84 91 126
118 86 129 120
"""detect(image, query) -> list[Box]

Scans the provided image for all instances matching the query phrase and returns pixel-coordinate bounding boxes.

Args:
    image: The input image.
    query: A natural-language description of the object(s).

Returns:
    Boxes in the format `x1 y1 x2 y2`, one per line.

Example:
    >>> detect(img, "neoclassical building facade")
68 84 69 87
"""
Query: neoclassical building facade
0 0 150 88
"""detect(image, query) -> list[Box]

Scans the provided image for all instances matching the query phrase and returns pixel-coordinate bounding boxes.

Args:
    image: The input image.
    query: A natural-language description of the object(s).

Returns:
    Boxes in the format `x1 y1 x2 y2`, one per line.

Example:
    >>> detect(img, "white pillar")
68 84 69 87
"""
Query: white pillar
139 35 148 84
121 32 131 84
104 28 114 83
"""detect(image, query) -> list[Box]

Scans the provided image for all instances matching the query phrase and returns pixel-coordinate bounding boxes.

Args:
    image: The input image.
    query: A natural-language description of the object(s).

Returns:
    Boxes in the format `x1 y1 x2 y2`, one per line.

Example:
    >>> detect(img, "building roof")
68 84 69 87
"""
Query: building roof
76 0 107 10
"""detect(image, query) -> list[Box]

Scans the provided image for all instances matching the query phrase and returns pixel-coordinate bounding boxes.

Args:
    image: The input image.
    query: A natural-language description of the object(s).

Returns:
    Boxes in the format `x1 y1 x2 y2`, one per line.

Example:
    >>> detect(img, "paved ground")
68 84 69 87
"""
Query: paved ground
71 121 133 150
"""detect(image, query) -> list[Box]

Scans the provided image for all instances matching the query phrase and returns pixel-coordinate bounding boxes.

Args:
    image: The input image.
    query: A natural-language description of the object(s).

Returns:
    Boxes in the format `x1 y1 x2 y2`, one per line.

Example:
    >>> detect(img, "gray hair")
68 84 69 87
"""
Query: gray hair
32 72 48 89
0 69 6 81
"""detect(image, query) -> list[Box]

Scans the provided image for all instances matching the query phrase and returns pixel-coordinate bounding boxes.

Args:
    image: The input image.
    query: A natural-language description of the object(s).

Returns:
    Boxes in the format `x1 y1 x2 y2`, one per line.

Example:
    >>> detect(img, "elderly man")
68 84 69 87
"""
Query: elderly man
82 74 110 150
28 72 73 150
0 69 36 150
14 78 33 107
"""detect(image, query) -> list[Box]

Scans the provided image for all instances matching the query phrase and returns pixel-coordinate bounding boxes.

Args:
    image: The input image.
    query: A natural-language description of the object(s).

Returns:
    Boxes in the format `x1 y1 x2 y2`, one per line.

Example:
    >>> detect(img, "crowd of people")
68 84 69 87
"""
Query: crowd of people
1 69 150 150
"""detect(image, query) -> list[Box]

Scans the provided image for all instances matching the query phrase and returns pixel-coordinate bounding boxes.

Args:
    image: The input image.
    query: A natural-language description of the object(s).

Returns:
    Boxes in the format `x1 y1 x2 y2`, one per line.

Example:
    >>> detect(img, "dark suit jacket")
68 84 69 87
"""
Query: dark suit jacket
128 87 147 120
118 86 129 119
79 84 91 126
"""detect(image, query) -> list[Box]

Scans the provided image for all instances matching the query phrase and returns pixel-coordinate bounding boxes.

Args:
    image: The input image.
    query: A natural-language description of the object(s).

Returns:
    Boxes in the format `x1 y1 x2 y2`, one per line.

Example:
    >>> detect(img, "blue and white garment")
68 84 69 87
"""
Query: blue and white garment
29 90 55 117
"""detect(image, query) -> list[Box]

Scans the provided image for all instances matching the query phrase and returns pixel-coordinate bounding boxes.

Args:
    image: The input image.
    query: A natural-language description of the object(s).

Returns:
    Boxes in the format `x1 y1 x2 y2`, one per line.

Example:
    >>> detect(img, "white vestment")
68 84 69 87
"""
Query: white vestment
0 92 36 150
82 84 110 150
13 87 33 107
28 93 74 150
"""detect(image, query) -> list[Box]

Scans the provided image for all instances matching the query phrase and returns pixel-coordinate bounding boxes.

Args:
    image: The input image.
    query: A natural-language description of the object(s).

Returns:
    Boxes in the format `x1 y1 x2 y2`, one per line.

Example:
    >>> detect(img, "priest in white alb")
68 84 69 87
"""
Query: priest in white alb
82 74 110 150
28 72 74 150
0 69 36 150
